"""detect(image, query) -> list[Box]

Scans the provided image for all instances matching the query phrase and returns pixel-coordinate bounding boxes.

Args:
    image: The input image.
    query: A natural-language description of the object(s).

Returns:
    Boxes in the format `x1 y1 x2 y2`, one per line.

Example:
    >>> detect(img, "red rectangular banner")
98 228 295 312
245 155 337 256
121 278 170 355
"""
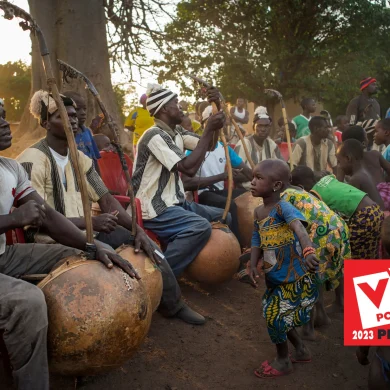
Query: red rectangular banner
344 259 390 346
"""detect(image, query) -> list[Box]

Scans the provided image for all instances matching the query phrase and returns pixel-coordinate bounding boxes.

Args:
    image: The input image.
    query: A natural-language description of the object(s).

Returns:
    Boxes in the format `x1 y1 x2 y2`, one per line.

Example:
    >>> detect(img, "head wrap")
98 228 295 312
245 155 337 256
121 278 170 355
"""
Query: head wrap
360 77 377 91
146 83 178 117
30 90 76 124
253 106 272 124
357 119 378 134
202 105 213 122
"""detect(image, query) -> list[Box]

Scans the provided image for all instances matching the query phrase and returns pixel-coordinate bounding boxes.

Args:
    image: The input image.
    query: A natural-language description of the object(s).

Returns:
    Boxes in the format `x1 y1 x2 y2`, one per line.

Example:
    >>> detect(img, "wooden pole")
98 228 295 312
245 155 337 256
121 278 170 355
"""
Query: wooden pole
0 3 95 247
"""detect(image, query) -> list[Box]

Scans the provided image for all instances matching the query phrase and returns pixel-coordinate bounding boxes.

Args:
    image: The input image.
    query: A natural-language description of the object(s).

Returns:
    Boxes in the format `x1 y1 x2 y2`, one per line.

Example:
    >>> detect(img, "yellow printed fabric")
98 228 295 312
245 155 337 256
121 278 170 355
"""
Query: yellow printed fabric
124 107 155 145
282 187 351 290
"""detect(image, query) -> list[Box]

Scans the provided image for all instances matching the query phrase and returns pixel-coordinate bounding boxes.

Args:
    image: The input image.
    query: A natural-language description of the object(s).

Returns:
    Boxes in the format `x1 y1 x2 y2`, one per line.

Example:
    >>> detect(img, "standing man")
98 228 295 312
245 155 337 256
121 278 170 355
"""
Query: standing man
132 83 231 283
125 93 155 149
292 98 317 139
346 77 381 125
229 97 249 144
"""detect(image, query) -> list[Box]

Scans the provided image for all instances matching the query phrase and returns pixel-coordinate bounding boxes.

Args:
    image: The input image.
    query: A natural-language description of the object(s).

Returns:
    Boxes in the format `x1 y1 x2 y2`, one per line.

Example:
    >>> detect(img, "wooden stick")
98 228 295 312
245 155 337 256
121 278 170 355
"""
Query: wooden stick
281 105 293 170
58 60 137 235
0 2 95 245
211 102 232 223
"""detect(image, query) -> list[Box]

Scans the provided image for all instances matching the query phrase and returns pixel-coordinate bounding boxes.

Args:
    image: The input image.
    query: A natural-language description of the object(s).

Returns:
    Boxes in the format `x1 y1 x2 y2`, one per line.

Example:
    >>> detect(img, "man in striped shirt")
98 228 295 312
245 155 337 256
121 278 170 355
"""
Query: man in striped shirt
133 84 232 324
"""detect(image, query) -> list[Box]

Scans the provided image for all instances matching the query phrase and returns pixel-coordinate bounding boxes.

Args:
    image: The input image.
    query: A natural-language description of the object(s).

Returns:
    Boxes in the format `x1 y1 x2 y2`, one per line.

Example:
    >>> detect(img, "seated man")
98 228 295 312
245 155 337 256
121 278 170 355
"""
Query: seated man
234 107 283 190
290 116 337 179
0 117 139 389
132 83 232 278
63 91 101 170
182 141 252 247
18 90 202 325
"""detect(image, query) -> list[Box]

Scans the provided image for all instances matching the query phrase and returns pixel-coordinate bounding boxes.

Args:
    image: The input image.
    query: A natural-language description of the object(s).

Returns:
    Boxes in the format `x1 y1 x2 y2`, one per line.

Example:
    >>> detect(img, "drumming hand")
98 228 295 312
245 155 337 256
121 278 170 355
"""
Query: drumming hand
232 168 243 178
92 213 118 233
13 200 46 228
204 111 226 133
305 254 320 273
95 245 141 279
134 226 162 265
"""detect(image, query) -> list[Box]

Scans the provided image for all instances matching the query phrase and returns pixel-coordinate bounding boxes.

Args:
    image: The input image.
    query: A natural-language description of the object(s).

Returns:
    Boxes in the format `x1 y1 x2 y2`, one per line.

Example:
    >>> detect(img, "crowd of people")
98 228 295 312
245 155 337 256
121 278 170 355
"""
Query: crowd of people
0 75 389 388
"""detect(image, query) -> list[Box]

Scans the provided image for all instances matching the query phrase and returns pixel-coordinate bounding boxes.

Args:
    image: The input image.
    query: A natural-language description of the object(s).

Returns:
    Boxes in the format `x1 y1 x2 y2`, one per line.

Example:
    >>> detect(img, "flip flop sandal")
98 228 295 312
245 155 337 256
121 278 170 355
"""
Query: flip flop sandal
254 361 293 378
237 269 257 288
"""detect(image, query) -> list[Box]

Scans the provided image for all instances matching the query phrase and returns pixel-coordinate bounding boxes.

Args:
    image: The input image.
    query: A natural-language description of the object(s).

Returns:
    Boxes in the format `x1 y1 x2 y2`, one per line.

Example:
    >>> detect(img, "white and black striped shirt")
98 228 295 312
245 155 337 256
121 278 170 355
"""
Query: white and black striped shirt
132 119 200 220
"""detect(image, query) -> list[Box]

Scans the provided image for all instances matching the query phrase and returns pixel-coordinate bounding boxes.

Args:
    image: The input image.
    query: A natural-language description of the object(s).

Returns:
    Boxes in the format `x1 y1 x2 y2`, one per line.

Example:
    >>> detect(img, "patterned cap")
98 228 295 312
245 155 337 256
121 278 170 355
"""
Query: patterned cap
146 83 178 117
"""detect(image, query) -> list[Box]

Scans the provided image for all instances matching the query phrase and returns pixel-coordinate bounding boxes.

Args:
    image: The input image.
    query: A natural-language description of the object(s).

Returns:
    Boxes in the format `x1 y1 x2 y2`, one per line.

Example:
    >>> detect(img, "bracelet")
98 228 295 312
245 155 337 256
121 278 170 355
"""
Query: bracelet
303 247 316 258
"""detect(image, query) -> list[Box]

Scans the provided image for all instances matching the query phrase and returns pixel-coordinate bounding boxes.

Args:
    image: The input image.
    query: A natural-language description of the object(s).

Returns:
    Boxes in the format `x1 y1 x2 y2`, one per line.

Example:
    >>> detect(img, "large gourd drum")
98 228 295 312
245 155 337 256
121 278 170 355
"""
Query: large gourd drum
38 255 152 376
116 245 163 312
234 191 263 248
185 222 241 284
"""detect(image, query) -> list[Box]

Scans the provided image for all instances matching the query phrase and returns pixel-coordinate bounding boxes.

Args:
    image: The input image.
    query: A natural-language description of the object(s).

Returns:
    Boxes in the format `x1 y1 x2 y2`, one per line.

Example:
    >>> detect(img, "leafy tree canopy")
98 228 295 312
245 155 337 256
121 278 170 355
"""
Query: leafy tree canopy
0 61 31 122
156 0 390 115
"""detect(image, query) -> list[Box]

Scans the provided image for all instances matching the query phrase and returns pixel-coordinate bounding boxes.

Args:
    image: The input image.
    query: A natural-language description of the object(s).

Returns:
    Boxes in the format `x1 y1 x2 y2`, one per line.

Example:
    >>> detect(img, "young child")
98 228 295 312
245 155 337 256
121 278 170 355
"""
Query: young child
333 115 349 144
341 125 390 210
281 179 351 340
249 159 319 378
375 118 390 162
337 139 385 209
275 118 297 144
292 98 317 139
93 134 114 153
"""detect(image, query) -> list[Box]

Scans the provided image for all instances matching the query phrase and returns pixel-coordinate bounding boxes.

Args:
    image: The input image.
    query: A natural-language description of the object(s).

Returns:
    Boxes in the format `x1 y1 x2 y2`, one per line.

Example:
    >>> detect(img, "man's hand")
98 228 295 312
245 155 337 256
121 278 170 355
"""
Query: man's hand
92 212 118 233
232 168 243 179
12 200 46 228
95 244 140 279
305 254 320 273
206 86 221 105
204 111 226 133
134 226 162 266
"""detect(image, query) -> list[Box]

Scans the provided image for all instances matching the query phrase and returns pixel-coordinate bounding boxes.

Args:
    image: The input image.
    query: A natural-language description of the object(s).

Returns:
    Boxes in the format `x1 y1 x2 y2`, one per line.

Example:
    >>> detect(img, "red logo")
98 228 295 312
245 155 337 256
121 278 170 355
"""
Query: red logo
344 260 390 346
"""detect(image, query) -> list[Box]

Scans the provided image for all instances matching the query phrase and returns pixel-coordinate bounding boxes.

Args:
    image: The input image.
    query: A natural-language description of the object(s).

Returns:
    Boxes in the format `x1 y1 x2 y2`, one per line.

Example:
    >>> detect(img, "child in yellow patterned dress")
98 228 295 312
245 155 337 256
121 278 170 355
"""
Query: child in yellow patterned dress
249 159 320 378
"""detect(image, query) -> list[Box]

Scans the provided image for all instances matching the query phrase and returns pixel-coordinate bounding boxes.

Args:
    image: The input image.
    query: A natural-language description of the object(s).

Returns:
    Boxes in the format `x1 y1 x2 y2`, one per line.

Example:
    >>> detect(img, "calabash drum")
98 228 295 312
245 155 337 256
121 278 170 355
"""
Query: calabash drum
185 222 241 284
234 192 263 248
38 255 152 376
116 245 163 312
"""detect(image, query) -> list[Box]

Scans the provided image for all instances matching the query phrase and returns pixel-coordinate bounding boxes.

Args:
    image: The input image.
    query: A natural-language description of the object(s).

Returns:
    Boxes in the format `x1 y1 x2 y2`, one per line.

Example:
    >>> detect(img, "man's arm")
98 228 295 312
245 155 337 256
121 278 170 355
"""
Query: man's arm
182 172 227 192
346 98 358 125
232 162 252 184
176 112 225 177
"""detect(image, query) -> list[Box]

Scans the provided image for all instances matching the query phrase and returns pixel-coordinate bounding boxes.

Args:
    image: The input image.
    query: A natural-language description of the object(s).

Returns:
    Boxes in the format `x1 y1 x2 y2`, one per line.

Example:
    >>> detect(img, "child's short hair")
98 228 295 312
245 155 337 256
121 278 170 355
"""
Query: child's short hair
291 166 315 186
308 116 327 132
378 118 390 132
339 139 364 160
300 98 314 110
342 125 366 143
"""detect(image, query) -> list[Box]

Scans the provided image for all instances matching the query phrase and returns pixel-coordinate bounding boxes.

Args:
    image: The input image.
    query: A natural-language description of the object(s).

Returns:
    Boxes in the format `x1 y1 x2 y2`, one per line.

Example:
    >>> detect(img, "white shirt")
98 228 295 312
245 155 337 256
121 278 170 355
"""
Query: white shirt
196 143 226 194
49 147 69 187
0 158 35 254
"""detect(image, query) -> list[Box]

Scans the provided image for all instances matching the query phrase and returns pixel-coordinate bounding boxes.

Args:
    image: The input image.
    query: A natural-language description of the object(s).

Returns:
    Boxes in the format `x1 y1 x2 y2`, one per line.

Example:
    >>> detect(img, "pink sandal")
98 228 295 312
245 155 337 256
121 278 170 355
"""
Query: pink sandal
254 361 293 378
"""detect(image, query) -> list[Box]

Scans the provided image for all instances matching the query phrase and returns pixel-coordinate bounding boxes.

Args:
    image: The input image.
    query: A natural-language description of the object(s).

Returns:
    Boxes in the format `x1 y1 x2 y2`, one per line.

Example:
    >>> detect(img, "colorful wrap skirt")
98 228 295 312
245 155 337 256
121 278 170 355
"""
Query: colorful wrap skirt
262 273 319 344
349 204 384 259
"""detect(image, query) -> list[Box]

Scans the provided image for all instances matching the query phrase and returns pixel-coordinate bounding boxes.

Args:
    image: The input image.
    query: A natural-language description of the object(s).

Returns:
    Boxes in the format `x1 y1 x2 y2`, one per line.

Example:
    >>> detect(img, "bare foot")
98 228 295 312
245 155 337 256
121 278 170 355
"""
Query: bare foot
270 357 293 372
291 345 311 363
301 324 316 341
356 347 370 366
314 307 332 328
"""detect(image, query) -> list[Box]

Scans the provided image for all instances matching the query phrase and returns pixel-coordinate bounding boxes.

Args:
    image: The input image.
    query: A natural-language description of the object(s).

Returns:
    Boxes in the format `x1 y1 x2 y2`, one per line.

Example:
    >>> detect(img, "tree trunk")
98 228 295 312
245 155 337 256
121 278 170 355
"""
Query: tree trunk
3 0 129 158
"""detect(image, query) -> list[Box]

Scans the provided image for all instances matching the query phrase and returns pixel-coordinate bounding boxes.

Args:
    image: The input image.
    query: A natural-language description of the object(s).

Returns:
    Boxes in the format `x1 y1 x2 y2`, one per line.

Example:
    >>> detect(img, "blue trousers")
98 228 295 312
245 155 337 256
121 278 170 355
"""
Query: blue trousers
143 201 232 276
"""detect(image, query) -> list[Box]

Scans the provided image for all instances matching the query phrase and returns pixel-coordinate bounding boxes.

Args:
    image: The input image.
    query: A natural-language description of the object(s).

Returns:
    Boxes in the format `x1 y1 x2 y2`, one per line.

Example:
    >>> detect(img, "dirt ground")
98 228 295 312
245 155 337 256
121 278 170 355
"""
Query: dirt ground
0 276 371 390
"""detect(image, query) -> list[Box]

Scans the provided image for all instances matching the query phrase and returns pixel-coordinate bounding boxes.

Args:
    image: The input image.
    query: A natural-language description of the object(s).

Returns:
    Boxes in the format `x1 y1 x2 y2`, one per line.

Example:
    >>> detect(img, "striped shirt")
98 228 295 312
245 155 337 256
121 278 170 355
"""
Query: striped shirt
132 119 200 220
17 139 109 218
0 157 35 254
290 135 337 171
